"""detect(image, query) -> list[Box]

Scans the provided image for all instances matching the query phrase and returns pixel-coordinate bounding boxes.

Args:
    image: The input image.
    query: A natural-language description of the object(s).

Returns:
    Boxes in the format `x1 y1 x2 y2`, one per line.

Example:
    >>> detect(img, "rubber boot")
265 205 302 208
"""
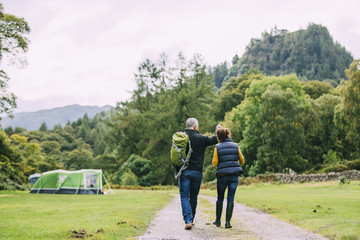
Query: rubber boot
225 202 234 228
212 201 223 227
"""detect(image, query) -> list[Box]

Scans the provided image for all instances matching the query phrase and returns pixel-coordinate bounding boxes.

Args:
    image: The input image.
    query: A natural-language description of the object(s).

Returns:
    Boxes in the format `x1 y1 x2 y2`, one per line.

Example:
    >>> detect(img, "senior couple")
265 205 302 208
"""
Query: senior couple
178 118 245 230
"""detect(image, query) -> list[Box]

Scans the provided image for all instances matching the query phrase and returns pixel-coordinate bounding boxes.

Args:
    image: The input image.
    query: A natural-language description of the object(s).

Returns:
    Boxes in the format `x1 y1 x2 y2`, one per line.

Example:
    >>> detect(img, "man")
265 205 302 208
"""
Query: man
179 118 222 230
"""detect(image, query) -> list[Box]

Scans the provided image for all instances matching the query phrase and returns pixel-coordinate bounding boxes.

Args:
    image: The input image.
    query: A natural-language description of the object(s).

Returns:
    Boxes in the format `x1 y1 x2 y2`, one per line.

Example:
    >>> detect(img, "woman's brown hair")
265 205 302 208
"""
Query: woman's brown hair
216 127 231 142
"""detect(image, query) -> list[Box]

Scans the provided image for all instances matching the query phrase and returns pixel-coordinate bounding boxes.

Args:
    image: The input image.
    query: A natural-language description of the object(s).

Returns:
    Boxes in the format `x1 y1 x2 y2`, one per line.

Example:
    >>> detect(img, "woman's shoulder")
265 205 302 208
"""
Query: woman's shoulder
224 138 237 144
217 139 238 147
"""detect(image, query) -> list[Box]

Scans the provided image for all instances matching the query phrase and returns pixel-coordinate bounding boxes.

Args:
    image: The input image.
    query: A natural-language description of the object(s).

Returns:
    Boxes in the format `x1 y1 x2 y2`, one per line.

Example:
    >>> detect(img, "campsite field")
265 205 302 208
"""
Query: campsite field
202 180 360 240
1 181 360 240
0 190 172 239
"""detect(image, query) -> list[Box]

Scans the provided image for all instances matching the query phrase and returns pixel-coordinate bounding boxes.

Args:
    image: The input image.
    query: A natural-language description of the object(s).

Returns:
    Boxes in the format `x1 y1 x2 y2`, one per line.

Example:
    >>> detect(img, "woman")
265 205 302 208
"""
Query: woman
212 127 245 228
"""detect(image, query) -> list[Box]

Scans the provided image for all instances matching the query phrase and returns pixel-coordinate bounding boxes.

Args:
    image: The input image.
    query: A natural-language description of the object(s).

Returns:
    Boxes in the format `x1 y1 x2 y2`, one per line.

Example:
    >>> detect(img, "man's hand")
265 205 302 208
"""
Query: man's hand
216 122 223 129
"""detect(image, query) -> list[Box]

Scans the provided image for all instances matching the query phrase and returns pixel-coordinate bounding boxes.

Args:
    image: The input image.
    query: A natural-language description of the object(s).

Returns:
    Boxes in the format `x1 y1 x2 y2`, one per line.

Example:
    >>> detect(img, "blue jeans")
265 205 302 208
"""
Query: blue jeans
179 170 203 224
217 175 239 203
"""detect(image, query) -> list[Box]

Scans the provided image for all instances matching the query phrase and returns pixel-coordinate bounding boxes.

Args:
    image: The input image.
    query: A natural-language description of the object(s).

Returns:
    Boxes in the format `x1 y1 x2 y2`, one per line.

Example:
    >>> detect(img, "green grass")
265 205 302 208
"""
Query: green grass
0 190 172 240
201 180 360 240
2 182 359 240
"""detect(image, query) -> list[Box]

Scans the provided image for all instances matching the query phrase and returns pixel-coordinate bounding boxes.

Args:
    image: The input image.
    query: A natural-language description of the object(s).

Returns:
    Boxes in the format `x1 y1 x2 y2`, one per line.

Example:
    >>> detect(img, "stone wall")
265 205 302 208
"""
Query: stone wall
273 170 360 183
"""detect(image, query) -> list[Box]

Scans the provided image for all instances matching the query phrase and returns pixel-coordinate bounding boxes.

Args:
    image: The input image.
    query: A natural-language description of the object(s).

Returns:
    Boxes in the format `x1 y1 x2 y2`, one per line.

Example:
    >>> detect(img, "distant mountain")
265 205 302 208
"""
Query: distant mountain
0 104 112 130
225 23 353 85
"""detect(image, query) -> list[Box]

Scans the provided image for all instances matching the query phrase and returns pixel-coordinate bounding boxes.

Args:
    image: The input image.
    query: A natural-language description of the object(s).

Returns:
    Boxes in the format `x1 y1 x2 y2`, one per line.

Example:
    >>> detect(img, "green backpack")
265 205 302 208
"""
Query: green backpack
170 132 192 179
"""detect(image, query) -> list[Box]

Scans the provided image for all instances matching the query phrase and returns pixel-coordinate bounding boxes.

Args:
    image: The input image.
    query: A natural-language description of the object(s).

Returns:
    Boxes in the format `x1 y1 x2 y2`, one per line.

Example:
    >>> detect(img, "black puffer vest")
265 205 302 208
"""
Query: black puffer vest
216 138 242 176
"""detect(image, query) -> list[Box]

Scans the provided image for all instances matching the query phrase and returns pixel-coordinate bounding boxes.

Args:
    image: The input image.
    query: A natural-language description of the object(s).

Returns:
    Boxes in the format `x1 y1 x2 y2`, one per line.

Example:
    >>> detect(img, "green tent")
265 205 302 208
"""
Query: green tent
30 169 104 194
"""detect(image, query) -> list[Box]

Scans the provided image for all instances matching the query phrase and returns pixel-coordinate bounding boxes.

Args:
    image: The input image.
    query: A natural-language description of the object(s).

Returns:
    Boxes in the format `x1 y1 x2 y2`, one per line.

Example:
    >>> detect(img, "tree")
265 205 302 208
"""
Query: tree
214 73 263 121
65 148 93 170
41 141 61 155
0 70 16 119
0 130 27 189
232 54 239 65
337 60 360 158
92 153 119 175
109 52 217 184
4 126 13 135
313 94 341 155
230 74 310 175
9 133 54 174
301 80 334 99
255 84 308 173
39 122 47 131
0 4 30 118
300 96 329 167
213 61 228 88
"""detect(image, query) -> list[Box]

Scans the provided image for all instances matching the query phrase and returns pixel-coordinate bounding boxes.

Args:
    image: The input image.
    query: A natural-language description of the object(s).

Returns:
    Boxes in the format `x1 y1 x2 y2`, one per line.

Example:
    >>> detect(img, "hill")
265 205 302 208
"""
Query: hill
225 23 353 85
0 104 112 130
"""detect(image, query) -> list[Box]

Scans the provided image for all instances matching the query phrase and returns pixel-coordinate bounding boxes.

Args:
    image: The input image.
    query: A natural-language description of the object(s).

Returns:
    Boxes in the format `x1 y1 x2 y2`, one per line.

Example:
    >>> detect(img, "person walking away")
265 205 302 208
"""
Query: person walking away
212 127 245 228
179 118 222 230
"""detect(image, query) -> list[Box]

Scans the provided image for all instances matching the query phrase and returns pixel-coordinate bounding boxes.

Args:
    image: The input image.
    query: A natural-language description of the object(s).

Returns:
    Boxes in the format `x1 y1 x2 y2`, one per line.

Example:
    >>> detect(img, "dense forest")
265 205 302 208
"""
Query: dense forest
1 4 360 189
2 56 360 188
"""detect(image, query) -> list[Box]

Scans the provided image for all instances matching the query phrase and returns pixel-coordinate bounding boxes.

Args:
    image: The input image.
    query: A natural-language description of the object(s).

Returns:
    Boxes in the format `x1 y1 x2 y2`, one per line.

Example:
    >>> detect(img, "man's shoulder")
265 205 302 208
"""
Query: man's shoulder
186 130 210 138
186 129 216 143
185 129 199 136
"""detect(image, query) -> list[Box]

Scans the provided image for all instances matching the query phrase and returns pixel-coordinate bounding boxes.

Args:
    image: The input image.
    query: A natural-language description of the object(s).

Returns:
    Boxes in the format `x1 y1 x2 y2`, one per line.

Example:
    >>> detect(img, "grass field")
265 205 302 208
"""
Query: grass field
0 190 172 240
1 181 359 240
201 180 360 240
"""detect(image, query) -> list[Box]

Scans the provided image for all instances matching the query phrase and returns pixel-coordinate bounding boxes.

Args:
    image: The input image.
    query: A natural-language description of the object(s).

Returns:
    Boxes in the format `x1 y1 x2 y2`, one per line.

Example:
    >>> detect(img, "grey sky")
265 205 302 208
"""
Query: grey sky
2 0 360 112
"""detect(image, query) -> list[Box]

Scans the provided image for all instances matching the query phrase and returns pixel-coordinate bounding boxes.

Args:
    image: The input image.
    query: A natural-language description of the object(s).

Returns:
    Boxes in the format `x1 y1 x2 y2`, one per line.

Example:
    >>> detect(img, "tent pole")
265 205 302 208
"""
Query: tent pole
75 174 81 195
37 183 41 194
103 173 112 194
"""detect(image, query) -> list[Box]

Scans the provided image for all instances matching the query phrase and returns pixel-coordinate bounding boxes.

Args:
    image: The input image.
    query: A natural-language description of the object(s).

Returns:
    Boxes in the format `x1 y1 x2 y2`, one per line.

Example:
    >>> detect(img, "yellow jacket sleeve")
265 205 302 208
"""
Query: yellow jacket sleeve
239 147 245 165
212 147 219 166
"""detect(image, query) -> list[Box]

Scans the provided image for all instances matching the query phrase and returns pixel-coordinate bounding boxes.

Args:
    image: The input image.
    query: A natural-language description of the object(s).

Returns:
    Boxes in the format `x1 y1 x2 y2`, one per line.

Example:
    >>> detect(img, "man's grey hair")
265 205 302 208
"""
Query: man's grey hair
186 118 199 129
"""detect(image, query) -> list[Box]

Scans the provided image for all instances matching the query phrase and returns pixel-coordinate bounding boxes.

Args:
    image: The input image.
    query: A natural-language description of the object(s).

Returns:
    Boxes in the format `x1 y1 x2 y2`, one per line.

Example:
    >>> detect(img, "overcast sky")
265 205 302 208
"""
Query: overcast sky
2 0 360 113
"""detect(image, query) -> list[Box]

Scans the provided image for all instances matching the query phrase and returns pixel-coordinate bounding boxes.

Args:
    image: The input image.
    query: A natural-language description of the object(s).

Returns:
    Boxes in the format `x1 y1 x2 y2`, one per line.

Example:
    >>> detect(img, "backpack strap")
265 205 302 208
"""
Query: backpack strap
187 140 193 159
174 160 189 179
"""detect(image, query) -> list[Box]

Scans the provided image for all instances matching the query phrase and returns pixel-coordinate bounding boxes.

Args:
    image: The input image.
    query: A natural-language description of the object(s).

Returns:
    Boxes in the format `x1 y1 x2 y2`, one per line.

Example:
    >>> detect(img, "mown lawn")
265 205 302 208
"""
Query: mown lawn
201 180 360 240
0 190 172 240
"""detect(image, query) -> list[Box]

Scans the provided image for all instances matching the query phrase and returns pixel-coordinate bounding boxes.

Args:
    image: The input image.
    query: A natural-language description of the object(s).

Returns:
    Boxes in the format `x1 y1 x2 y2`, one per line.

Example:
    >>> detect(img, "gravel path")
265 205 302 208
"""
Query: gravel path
137 194 328 240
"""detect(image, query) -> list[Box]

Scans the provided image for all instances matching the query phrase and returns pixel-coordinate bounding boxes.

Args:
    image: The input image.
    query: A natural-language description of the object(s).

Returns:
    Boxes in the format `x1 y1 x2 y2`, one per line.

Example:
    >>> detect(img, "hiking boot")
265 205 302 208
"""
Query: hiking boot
212 201 223 227
184 223 192 230
225 202 234 228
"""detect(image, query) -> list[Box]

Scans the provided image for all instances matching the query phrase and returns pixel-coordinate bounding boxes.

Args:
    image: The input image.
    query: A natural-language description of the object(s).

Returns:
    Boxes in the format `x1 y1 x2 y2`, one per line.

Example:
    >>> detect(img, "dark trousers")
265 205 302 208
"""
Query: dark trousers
179 170 202 223
216 175 239 203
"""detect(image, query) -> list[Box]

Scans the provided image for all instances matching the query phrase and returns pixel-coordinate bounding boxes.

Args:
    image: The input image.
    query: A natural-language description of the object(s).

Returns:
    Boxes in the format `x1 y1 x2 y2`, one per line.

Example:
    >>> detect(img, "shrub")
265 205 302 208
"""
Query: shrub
323 150 347 173
112 154 158 186
239 177 263 185
323 150 340 165
121 170 138 186
201 179 217 190
203 165 217 183
346 159 360 170
339 176 345 184
324 164 348 173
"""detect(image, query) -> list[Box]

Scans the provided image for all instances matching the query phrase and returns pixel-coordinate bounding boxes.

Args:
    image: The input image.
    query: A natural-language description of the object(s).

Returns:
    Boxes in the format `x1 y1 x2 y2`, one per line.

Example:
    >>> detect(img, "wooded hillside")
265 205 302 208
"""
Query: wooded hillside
223 24 353 86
